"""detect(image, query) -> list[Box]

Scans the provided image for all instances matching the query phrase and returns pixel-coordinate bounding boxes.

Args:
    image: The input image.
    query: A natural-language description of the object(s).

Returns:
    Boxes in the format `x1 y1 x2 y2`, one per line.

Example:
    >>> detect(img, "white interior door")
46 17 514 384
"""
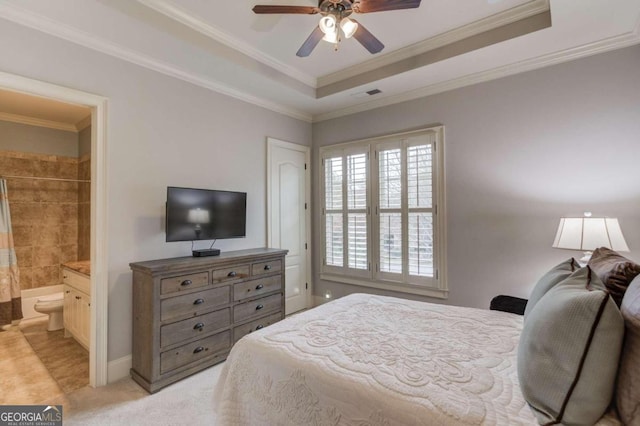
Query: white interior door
267 138 310 315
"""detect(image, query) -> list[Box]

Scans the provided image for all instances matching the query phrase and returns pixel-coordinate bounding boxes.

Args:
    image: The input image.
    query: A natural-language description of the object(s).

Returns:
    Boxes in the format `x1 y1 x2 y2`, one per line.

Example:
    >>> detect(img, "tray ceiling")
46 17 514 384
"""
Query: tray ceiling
0 0 639 122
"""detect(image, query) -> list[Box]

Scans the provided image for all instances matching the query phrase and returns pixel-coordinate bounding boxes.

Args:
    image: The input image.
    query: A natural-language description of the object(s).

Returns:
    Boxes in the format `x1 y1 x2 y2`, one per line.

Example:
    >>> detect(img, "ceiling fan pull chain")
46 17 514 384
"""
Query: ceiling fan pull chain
335 9 343 51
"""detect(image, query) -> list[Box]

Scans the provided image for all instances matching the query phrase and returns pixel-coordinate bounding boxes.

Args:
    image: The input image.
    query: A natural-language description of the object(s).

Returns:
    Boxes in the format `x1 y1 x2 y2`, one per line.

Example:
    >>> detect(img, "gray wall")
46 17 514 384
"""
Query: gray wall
0 20 312 362
312 44 640 309
0 120 79 157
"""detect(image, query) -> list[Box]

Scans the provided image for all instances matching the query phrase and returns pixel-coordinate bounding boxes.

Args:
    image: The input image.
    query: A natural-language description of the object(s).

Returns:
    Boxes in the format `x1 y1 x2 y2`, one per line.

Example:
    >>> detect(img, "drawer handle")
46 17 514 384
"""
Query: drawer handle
193 346 205 354
75 296 81 300
193 322 205 330
263 265 272 271
256 304 264 311
181 279 193 287
227 271 237 277
193 298 205 305
255 324 264 330
256 284 264 290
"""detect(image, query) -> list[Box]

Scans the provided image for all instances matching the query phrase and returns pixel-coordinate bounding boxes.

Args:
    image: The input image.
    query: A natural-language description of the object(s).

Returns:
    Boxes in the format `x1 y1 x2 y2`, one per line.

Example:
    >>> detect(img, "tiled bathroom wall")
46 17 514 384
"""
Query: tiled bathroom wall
78 154 91 261
1 150 89 290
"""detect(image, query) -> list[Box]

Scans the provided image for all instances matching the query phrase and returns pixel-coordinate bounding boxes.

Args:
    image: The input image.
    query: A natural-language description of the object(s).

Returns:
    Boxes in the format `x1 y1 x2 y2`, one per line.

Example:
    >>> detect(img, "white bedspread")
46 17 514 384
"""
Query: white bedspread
212 293 618 425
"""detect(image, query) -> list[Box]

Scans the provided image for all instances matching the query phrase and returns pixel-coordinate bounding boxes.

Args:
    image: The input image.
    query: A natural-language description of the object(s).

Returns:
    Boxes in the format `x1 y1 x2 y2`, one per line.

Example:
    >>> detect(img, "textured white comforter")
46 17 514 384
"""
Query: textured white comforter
212 293 617 425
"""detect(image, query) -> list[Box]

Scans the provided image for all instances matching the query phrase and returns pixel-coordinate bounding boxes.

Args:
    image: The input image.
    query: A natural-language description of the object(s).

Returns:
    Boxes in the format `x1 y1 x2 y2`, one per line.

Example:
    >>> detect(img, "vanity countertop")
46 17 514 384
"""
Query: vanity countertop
63 260 91 277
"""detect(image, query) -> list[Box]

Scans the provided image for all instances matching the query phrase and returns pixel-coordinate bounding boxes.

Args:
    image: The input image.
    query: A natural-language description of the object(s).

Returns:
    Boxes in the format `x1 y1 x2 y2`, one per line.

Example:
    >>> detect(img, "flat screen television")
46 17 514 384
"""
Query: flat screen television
166 186 247 242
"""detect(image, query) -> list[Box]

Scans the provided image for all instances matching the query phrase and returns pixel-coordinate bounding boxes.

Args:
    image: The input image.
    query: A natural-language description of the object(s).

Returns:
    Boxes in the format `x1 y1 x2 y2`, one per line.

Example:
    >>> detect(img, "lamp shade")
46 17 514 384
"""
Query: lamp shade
552 217 629 252
319 15 337 35
340 18 358 39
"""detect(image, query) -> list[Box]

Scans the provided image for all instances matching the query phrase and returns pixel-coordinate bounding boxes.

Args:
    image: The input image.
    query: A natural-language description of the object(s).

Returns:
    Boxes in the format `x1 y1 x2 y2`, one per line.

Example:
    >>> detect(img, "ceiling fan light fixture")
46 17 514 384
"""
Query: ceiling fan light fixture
319 15 337 35
340 17 358 39
322 30 339 44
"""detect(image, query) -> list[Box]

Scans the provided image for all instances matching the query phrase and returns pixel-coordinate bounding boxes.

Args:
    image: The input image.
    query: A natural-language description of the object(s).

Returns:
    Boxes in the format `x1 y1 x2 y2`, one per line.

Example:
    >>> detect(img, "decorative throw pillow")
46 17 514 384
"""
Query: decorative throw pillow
616 275 640 425
588 246 640 306
523 258 578 320
518 267 624 426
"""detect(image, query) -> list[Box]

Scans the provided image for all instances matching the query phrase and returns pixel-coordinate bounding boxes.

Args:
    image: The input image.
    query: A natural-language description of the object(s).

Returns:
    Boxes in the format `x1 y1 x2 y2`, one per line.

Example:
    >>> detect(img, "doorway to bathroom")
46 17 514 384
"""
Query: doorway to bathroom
0 71 108 392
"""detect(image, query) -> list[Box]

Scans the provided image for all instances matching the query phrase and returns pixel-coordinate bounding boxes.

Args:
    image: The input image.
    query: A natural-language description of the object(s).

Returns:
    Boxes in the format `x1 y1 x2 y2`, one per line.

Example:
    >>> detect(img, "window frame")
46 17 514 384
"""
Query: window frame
319 126 447 298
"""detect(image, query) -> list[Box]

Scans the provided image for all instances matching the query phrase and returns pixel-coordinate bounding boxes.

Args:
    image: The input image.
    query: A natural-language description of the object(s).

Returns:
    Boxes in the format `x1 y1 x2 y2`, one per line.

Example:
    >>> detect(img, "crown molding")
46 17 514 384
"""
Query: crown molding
136 0 317 88
0 3 312 123
0 111 78 132
318 0 550 88
313 28 640 122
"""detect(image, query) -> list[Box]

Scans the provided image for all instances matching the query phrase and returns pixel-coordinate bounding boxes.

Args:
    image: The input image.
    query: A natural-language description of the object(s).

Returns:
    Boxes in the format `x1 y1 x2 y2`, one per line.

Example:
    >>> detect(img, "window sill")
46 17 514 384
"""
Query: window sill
320 273 448 299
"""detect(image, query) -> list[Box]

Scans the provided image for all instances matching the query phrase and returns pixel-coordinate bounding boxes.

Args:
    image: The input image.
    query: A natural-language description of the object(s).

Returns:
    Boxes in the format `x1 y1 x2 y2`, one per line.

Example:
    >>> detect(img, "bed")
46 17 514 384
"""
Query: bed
212 293 622 425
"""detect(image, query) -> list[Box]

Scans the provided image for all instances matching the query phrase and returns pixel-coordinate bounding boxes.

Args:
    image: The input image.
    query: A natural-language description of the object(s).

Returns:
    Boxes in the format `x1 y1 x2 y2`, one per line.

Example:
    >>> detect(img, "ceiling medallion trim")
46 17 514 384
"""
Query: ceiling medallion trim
0 2 313 123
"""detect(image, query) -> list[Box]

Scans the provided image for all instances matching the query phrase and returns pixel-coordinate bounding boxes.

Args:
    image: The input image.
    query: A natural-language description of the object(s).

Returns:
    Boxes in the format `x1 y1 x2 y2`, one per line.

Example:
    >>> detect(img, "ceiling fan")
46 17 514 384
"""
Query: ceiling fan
252 0 422 57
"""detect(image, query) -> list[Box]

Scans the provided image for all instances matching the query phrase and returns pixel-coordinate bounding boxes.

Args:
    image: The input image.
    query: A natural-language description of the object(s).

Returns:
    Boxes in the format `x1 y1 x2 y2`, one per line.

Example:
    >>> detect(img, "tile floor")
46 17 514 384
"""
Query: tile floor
20 318 90 394
0 317 89 406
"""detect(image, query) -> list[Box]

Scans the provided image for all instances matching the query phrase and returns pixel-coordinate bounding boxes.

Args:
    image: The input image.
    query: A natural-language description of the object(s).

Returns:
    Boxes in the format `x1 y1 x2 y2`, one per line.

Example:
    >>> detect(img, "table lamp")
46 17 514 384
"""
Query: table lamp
552 212 629 265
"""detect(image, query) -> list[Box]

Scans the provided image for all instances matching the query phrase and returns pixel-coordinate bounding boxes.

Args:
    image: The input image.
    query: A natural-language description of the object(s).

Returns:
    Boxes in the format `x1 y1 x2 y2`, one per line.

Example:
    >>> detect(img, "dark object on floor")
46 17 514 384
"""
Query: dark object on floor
490 295 527 315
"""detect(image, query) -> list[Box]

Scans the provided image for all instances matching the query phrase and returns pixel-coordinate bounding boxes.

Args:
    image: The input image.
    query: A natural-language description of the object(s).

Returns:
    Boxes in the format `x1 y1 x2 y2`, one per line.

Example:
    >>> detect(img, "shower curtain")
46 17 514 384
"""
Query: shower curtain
0 179 22 327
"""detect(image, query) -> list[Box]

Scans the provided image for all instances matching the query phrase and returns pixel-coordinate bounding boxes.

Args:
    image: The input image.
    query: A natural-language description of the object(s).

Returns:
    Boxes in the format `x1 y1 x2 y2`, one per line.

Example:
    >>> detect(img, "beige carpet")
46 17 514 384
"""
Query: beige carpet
0 327 68 406
65 363 224 425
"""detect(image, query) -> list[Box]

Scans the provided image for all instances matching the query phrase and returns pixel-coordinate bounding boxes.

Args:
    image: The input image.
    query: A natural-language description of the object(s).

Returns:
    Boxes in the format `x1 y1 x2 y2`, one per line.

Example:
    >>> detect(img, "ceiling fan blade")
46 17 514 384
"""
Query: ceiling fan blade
352 0 421 13
296 25 324 57
252 5 319 14
351 20 384 54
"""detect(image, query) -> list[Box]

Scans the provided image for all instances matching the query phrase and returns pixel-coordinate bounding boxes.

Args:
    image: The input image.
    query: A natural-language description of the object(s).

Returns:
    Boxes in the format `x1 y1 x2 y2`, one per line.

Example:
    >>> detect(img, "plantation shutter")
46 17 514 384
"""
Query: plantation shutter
375 135 435 282
378 148 402 274
407 138 434 278
322 149 369 275
324 156 343 267
346 153 368 270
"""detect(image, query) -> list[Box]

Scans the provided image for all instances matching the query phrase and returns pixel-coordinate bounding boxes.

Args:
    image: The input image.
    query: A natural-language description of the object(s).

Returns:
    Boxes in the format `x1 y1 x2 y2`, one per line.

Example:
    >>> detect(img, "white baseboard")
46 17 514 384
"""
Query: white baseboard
107 354 132 383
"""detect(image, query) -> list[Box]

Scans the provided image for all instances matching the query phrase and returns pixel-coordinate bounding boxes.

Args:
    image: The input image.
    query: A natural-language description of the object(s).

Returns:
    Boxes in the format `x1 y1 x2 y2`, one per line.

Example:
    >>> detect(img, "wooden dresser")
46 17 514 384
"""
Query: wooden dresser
129 247 287 393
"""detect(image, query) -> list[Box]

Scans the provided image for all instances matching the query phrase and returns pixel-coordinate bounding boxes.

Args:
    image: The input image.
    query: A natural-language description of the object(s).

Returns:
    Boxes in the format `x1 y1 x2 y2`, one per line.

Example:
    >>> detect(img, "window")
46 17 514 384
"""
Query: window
320 127 446 298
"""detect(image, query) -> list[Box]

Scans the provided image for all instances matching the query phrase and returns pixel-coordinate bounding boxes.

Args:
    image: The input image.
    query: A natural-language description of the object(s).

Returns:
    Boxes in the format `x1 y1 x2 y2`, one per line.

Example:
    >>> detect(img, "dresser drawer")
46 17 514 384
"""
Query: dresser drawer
161 308 231 348
233 275 281 302
251 259 282 276
160 330 230 374
161 286 230 322
161 272 209 295
234 312 282 343
211 265 250 283
234 293 282 323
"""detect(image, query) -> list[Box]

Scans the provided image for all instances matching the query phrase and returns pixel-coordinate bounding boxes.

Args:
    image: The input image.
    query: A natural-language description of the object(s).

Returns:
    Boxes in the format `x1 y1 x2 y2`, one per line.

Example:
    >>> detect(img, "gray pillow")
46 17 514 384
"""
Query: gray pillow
518 266 624 426
523 258 578 320
616 275 640 425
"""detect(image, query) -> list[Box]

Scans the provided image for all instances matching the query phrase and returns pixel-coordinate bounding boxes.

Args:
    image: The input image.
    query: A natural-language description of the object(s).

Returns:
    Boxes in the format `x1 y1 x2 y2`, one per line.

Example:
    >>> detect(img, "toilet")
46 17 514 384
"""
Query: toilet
33 293 64 331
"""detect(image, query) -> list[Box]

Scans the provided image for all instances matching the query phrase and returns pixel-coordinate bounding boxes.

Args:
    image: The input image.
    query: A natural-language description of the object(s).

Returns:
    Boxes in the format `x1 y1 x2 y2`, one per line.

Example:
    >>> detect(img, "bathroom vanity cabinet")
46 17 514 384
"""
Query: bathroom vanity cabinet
63 267 91 350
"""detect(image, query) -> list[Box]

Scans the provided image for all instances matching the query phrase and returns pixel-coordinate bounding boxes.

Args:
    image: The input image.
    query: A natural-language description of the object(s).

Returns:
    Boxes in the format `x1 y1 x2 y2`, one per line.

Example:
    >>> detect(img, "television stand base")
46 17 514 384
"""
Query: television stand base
192 249 220 257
